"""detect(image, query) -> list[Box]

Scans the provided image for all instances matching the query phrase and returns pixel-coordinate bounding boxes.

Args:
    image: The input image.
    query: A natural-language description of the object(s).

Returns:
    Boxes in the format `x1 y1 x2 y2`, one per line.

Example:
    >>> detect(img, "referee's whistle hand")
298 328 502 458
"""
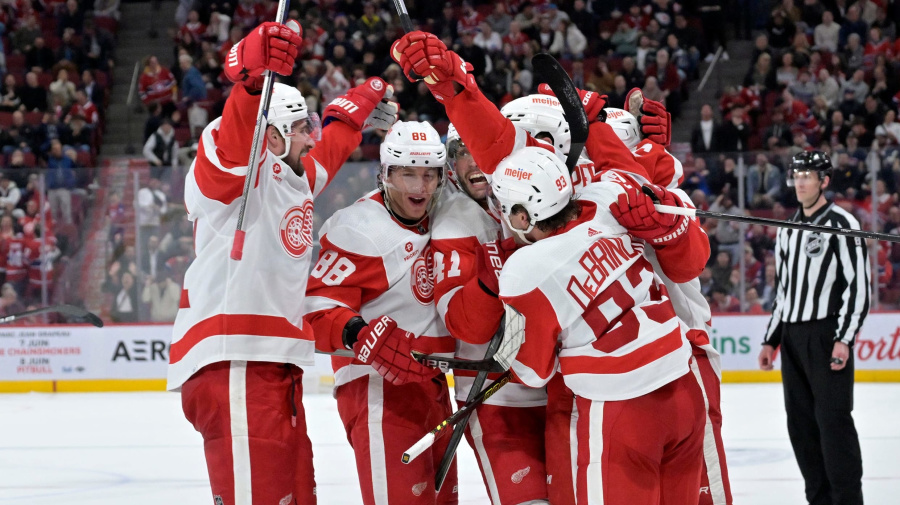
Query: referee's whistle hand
758 345 775 371
831 341 850 371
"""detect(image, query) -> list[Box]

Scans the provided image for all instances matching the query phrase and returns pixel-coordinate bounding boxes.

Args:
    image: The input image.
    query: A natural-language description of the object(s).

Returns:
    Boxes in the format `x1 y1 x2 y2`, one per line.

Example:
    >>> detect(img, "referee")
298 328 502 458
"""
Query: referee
758 151 870 505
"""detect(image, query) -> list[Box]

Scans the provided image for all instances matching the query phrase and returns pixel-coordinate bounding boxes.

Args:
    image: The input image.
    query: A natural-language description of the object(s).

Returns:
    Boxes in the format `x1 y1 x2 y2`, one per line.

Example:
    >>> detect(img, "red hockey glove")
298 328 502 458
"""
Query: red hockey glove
323 77 397 131
538 83 607 123
475 238 519 297
609 183 689 247
390 31 474 102
625 87 672 146
224 21 302 89
352 315 440 385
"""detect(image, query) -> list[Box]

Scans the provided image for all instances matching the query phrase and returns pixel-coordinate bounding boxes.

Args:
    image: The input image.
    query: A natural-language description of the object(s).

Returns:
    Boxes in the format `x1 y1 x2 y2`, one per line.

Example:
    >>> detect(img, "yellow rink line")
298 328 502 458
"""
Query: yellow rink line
2 371 900 393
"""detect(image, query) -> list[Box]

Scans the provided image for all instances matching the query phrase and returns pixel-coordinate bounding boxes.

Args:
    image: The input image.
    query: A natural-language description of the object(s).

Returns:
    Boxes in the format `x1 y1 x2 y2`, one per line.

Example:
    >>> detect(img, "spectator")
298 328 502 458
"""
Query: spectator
503 20 531 57
57 0 85 36
698 0 728 59
813 10 840 52
60 116 92 152
646 49 682 116
743 53 776 93
136 177 167 252
318 62 351 108
709 192 746 262
11 15 42 55
457 30 487 78
619 56 644 91
557 19 587 60
642 75 667 105
873 7 896 40
840 69 870 105
569 0 595 41
0 174 21 211
514 2 539 34
843 33 865 72
474 21 503 54
767 8 797 49
816 68 841 107
81 20 116 71
743 287 766 314
178 54 206 104
25 37 55 73
775 52 799 88
139 56 176 113
110 271 138 323
880 109 900 145
749 33 773 67
710 285 740 312
692 104 720 154
840 5 868 48
611 21 638 56
0 75 21 112
747 153 785 208
635 34 656 72
718 106 751 152
143 121 178 180
4 111 37 153
764 109 795 148
6 150 31 188
66 89 99 126
432 2 459 42
45 139 76 225
141 234 164 278
824 109 851 146
358 1 387 42
35 112 64 153
141 271 180 322
856 0 879 25
606 74 629 109
588 59 616 94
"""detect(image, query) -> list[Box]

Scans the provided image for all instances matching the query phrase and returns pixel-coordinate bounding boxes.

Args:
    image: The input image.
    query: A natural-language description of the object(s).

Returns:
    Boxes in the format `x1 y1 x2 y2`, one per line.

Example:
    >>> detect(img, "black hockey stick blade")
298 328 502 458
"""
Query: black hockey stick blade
532 53 589 172
434 315 507 490
0 304 103 327
411 352 507 373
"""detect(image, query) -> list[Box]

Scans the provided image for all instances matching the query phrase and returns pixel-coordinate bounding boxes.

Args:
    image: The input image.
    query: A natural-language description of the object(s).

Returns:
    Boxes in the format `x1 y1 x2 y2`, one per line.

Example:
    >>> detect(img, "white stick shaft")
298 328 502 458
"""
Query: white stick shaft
654 204 697 217
402 433 435 464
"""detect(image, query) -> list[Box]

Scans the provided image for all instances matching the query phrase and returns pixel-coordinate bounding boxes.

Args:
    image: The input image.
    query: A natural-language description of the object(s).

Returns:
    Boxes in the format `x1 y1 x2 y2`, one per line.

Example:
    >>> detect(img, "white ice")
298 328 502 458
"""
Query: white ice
1 383 898 504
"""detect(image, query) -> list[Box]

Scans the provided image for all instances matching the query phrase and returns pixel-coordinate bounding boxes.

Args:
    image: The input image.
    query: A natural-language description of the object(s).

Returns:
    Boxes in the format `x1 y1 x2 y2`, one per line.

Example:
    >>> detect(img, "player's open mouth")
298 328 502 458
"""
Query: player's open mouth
409 197 427 205
468 173 487 188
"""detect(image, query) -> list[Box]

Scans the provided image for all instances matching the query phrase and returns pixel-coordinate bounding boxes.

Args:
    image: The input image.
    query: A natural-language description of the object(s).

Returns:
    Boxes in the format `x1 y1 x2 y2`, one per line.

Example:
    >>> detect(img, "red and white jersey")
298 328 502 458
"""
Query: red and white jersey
168 84 361 390
1 235 38 282
500 183 692 401
431 187 547 406
630 139 684 190
305 191 455 388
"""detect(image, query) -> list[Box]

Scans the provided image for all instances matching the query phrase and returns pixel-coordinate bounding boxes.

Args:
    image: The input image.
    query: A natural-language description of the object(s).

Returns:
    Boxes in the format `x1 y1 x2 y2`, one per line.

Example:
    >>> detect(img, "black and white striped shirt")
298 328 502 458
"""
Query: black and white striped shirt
764 201 871 346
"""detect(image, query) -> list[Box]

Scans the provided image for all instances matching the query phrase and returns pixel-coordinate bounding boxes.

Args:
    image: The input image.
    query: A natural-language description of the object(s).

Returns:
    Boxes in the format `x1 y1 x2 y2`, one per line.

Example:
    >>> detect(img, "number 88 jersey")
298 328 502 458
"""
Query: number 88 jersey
304 190 455 388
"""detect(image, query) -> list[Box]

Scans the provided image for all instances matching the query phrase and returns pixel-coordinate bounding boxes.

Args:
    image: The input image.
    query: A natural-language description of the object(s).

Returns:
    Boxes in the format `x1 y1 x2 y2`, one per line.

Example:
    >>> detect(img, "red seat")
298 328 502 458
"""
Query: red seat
93 17 118 34
6 53 25 73
174 126 192 144
76 151 93 167
206 88 223 102
24 111 43 125
0 112 13 127
361 144 380 160
95 71 109 88
22 152 37 167
37 73 53 88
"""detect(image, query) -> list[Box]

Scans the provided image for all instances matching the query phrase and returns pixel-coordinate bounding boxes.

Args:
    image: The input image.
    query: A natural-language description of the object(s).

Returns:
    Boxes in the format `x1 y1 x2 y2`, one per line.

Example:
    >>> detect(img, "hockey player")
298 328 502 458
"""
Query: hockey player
492 146 707 504
304 121 458 505
167 21 397 505
431 125 550 504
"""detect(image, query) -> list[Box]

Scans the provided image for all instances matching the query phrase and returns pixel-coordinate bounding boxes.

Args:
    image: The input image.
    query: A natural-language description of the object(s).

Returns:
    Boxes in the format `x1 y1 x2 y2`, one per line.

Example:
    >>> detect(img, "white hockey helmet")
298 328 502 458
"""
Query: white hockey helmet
603 107 641 149
491 146 573 243
501 94 572 156
268 83 321 159
379 121 447 219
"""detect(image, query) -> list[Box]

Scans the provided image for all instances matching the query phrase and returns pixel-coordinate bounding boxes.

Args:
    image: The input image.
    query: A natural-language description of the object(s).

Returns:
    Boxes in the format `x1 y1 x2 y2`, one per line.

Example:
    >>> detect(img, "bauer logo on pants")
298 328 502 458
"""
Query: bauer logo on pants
279 201 314 258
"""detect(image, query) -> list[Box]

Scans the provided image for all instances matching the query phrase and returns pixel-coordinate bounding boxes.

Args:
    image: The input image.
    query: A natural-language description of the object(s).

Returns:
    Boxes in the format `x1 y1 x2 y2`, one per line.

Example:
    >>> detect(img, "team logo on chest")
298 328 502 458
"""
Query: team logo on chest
279 200 314 258
805 232 825 258
410 243 435 305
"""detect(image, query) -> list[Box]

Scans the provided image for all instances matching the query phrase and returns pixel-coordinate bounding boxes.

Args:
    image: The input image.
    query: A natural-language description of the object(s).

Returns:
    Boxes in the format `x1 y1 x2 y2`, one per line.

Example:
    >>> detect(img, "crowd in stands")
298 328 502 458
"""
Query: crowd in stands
0 0 119 316
685 0 900 311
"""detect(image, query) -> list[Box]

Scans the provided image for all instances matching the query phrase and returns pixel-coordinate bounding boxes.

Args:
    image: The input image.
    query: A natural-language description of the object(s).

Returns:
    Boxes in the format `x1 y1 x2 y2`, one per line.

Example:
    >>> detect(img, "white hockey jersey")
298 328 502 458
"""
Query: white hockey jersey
431 187 547 406
305 190 455 388
168 85 360 390
500 183 692 402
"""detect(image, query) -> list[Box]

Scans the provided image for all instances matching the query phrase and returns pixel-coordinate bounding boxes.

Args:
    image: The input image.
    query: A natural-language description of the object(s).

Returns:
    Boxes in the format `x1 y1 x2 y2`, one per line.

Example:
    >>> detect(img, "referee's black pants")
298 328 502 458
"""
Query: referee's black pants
781 318 863 505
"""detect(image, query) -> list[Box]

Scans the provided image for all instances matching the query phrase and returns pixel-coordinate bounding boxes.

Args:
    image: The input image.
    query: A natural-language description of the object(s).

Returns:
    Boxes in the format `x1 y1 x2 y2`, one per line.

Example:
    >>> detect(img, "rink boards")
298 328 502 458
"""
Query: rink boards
1 314 899 392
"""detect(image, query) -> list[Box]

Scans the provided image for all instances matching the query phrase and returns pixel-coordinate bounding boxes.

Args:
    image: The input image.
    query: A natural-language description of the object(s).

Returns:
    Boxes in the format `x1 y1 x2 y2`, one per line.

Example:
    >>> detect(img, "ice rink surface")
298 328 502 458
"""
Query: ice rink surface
1 383 898 504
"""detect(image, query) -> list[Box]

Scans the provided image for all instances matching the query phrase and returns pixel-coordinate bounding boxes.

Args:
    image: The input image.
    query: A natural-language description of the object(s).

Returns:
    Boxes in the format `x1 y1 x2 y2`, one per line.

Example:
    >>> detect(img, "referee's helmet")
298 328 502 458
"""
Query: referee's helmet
788 151 833 187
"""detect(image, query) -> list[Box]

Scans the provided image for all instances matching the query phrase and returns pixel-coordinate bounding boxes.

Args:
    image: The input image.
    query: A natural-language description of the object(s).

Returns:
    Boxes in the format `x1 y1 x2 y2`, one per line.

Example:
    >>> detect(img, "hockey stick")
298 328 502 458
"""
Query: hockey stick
0 304 103 327
412 304 527 373
653 203 900 243
230 0 293 260
403 369 513 464
389 0 425 80
532 53 589 171
434 313 507 490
